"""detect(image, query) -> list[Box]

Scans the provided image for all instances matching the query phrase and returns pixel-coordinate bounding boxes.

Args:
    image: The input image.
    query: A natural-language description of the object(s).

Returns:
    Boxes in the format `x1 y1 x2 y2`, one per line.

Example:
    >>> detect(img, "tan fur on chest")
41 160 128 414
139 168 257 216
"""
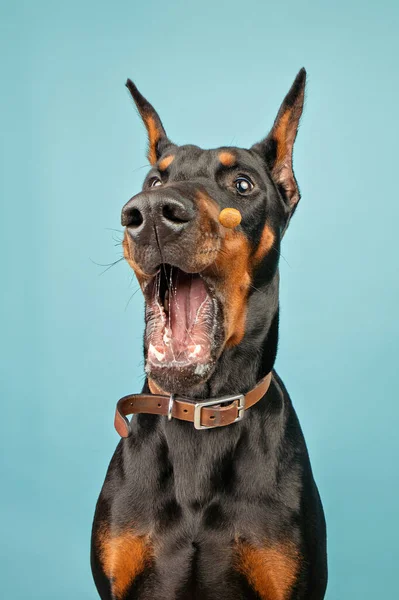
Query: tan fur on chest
234 540 301 600
97 525 152 599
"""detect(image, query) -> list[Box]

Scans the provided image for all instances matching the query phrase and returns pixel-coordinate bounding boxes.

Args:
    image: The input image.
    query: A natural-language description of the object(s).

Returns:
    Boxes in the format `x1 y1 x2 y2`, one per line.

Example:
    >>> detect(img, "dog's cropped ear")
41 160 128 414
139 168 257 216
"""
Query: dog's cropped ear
252 68 306 211
126 79 173 165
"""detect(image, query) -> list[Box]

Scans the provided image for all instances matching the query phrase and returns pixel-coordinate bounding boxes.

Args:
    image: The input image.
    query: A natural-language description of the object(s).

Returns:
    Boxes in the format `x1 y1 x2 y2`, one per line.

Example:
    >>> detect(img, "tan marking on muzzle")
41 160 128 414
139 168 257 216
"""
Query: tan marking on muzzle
253 224 275 263
196 191 251 348
215 229 251 347
123 232 153 289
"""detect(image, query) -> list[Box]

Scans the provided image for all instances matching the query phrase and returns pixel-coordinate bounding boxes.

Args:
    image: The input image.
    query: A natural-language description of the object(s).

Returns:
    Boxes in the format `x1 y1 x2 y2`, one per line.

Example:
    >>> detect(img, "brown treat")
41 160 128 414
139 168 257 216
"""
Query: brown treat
218 208 242 229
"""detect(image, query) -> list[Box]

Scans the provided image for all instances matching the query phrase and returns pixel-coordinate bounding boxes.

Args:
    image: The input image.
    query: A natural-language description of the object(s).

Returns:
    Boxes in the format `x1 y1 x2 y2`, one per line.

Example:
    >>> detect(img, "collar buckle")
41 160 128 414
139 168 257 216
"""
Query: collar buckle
193 393 245 430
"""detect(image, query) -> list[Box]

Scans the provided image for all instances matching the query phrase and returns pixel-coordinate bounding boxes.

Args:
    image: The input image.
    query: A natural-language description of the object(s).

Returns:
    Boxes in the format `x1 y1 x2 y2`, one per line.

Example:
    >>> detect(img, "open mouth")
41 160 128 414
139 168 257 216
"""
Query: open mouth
144 264 220 383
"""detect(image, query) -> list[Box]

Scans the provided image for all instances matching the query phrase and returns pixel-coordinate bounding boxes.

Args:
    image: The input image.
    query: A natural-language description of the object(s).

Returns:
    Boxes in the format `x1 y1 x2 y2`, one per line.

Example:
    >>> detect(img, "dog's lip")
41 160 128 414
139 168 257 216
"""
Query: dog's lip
142 264 216 299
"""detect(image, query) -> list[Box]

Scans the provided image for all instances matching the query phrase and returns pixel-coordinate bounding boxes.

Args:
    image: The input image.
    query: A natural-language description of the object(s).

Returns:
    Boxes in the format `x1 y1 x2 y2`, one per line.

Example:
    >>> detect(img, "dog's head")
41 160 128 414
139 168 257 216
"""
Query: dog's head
122 70 306 394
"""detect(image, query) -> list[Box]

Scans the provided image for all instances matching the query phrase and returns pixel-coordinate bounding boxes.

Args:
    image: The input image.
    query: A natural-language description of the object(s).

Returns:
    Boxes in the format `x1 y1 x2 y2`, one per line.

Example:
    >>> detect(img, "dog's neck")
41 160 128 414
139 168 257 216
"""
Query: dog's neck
147 271 280 400
204 271 279 398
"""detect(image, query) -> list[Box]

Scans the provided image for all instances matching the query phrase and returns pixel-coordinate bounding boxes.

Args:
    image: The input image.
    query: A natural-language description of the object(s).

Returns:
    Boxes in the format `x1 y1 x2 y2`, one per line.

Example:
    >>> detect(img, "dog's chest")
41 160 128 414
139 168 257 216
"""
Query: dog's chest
94 409 308 599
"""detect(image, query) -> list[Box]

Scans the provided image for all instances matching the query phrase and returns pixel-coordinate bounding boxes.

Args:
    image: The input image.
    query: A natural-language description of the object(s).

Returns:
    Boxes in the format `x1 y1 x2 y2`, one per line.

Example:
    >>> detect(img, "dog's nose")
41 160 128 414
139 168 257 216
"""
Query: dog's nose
121 192 196 244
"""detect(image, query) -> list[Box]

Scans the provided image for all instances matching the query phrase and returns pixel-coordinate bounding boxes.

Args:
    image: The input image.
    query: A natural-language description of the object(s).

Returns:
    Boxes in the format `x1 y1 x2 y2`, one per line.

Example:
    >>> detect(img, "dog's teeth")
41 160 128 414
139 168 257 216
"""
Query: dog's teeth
149 343 166 362
188 344 202 357
163 327 172 346
164 290 169 313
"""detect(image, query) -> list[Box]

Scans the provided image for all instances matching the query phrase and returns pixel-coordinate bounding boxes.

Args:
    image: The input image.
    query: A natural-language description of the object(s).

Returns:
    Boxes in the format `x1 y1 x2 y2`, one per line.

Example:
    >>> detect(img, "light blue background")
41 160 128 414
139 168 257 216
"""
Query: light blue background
1 1 398 598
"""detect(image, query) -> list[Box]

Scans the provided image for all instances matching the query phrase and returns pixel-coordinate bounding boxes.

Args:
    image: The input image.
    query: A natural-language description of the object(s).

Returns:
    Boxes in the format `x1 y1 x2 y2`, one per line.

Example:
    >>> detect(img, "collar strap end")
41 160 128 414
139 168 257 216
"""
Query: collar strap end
114 404 132 438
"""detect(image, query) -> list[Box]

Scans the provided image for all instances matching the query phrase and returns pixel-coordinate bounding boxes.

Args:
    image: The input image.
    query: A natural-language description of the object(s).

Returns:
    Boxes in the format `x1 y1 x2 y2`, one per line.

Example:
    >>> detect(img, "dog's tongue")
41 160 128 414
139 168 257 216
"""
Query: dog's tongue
169 272 208 343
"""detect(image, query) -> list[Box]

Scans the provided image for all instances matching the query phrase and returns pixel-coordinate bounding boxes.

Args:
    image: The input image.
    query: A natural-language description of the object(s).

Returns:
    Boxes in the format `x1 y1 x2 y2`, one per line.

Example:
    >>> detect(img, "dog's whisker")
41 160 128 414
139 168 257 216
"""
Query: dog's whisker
132 163 152 173
125 287 141 311
270 244 291 267
90 256 125 275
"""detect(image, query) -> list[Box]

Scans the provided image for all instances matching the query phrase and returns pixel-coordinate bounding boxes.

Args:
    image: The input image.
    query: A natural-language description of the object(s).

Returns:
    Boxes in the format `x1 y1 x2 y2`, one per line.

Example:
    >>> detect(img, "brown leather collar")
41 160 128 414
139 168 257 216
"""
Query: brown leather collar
114 372 272 437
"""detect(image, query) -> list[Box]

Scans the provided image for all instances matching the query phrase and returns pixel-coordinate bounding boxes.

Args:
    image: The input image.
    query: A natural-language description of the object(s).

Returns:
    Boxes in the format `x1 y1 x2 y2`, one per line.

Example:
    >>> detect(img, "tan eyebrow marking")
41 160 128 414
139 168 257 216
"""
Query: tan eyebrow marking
158 155 175 171
218 151 237 167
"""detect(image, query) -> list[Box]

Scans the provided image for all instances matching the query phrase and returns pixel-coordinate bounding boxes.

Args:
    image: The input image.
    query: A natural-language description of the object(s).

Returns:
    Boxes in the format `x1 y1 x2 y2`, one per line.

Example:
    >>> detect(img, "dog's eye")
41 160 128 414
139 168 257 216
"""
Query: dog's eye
235 176 253 194
149 177 162 188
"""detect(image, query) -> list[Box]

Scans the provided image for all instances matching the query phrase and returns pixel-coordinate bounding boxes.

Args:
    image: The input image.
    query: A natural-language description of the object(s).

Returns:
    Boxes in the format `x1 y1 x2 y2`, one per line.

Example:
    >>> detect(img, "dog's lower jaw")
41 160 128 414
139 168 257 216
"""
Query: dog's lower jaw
144 273 280 399
144 359 216 398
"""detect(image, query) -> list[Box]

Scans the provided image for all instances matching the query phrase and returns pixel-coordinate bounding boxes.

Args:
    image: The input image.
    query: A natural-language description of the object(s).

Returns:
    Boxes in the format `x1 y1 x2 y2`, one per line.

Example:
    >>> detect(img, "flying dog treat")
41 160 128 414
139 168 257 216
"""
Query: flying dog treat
218 208 242 229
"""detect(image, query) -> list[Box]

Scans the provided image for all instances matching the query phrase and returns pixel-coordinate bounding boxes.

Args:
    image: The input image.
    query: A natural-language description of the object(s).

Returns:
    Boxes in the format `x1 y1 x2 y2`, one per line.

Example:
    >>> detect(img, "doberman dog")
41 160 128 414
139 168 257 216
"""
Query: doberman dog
91 68 328 600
